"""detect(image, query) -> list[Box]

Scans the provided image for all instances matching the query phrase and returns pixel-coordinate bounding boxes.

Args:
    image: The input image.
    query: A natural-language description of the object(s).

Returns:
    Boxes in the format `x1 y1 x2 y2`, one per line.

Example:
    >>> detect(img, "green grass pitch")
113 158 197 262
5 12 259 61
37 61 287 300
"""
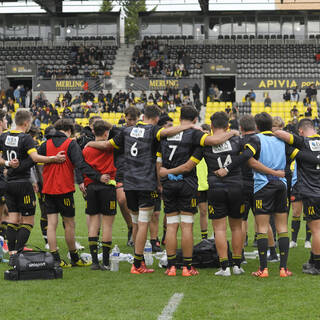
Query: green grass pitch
0 190 319 320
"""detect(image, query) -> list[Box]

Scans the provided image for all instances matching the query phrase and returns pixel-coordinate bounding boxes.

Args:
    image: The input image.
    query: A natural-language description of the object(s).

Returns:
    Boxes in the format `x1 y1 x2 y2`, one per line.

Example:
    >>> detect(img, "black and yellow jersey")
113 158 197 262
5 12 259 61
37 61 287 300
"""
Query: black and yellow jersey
0 130 35 181
109 121 163 191
288 133 320 197
159 128 207 189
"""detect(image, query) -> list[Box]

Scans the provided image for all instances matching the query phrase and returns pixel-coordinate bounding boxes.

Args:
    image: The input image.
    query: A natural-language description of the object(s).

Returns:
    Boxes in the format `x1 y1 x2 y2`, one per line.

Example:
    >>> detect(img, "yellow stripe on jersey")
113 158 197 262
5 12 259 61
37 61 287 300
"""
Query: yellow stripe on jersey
156 128 164 142
245 143 256 156
190 156 200 164
289 134 294 145
9 130 22 134
260 131 273 135
27 148 37 155
109 139 119 149
200 133 208 147
308 134 320 138
290 148 299 160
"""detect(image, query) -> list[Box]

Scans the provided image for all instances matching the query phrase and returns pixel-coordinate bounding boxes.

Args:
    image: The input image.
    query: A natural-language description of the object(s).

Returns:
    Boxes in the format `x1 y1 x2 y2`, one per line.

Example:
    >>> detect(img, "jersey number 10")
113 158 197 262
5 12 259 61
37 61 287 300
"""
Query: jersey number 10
6 150 17 161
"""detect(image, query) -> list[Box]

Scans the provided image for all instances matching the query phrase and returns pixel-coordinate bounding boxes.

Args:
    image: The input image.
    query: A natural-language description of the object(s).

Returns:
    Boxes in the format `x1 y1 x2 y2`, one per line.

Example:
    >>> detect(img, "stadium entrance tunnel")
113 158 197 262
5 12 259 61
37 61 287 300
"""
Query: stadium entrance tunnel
204 76 235 102
9 77 33 91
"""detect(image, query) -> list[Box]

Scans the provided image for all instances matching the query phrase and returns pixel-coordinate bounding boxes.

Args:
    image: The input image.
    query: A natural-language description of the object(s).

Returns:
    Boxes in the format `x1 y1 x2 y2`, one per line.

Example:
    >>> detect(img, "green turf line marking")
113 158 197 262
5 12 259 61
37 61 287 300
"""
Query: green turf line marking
158 293 184 320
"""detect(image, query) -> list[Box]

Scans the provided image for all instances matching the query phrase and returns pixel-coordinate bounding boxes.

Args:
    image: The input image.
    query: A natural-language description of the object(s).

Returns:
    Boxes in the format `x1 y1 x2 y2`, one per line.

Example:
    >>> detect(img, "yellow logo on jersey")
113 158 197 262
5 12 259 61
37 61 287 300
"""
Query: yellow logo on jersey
208 205 214 215
240 204 245 214
191 198 197 208
308 206 315 215
64 198 71 207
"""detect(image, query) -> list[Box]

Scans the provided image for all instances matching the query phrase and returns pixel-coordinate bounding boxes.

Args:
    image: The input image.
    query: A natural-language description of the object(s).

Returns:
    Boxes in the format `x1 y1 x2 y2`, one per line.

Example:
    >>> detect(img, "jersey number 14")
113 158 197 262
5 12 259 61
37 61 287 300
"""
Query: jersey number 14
217 155 232 169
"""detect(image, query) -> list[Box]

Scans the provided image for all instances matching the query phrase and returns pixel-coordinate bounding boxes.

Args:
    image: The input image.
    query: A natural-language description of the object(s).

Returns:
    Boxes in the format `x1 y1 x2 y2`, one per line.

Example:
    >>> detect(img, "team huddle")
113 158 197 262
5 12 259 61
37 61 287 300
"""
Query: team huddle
0 105 320 277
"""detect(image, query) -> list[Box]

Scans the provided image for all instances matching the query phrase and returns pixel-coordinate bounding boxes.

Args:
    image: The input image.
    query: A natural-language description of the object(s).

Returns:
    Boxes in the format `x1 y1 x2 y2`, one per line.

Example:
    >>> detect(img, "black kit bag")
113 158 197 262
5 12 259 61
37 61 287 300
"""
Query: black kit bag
4 249 63 281
175 239 232 269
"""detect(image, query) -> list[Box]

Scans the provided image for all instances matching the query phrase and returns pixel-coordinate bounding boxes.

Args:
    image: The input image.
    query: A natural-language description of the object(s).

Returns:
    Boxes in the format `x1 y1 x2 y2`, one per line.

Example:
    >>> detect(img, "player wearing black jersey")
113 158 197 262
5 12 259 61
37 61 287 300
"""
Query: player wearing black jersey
274 119 320 274
87 105 201 274
0 110 8 243
112 107 140 247
0 110 65 264
159 110 244 276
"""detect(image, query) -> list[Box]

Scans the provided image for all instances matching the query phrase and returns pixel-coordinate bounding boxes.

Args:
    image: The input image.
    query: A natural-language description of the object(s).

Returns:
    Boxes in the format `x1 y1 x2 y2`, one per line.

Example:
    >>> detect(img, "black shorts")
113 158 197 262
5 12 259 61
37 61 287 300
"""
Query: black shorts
197 191 208 204
253 181 288 215
153 191 162 212
125 190 155 213
0 180 6 205
44 192 75 218
6 181 36 216
163 180 197 214
303 198 320 222
86 183 117 216
242 182 254 221
290 184 303 203
207 185 244 220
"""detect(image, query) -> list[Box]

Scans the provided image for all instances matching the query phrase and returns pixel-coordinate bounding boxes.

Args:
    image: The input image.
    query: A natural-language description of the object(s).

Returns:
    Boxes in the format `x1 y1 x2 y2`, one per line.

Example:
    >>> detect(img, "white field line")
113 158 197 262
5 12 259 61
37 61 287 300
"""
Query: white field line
158 293 184 320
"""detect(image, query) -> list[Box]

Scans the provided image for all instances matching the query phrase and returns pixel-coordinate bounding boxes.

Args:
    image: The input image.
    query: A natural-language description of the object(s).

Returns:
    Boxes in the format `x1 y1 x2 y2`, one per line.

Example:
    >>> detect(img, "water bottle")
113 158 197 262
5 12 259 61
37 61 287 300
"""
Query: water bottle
144 240 153 266
0 236 4 261
110 245 120 272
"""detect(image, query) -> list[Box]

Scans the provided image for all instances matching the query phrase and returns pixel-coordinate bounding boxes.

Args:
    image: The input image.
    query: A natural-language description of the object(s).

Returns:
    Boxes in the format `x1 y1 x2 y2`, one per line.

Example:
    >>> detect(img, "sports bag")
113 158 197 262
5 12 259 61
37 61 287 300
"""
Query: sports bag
4 249 63 281
175 239 232 269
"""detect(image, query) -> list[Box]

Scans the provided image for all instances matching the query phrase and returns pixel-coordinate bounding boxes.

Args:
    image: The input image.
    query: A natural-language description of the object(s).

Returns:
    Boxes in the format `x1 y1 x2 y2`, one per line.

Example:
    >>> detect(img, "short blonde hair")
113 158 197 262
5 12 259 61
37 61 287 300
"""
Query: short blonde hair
272 116 285 129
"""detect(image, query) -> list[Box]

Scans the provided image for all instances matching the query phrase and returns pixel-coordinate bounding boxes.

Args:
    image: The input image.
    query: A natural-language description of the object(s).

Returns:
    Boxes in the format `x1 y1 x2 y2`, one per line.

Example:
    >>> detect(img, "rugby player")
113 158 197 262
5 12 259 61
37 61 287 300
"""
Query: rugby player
82 120 116 270
274 119 320 274
0 110 66 264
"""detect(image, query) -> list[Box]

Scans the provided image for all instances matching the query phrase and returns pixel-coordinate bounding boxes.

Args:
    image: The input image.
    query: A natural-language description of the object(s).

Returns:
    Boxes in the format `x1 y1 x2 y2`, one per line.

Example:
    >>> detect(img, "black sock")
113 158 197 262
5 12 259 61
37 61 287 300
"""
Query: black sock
51 250 61 263
313 254 320 270
269 246 277 257
40 217 48 244
70 249 79 262
232 255 242 268
309 252 314 264
102 241 112 266
6 223 19 251
128 227 132 241
201 229 208 239
306 224 312 241
88 237 99 265
167 254 176 268
291 216 300 242
134 253 143 268
0 221 8 239
219 258 229 270
183 256 192 270
15 224 33 251
278 232 289 269
257 233 268 271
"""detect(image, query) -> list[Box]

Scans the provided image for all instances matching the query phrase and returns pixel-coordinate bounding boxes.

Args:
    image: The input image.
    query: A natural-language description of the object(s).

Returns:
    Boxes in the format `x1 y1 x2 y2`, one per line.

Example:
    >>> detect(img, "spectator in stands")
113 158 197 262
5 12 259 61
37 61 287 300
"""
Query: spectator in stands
118 114 125 125
264 93 272 108
71 64 79 77
98 90 105 103
91 69 98 79
229 109 239 130
106 90 112 103
174 94 182 107
283 89 291 101
182 85 190 98
290 105 299 118
305 106 312 118
174 67 182 78
192 83 200 102
168 99 176 113
245 89 256 102
19 85 26 108
311 84 317 101
291 89 299 102
140 91 147 102
194 99 202 112
26 89 32 109
128 89 135 101
71 95 81 106
13 86 20 104
64 91 72 105
83 90 94 103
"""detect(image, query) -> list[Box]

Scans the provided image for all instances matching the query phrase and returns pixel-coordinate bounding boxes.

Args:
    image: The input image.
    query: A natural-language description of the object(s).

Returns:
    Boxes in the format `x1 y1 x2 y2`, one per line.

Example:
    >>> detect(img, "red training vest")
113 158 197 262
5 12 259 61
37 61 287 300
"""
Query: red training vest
42 138 75 195
82 146 116 187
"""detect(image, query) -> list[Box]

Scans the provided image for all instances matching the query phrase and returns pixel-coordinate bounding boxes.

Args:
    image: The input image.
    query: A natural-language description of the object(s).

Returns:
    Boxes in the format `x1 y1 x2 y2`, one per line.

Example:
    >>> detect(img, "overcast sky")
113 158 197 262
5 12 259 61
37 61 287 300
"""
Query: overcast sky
0 0 278 13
